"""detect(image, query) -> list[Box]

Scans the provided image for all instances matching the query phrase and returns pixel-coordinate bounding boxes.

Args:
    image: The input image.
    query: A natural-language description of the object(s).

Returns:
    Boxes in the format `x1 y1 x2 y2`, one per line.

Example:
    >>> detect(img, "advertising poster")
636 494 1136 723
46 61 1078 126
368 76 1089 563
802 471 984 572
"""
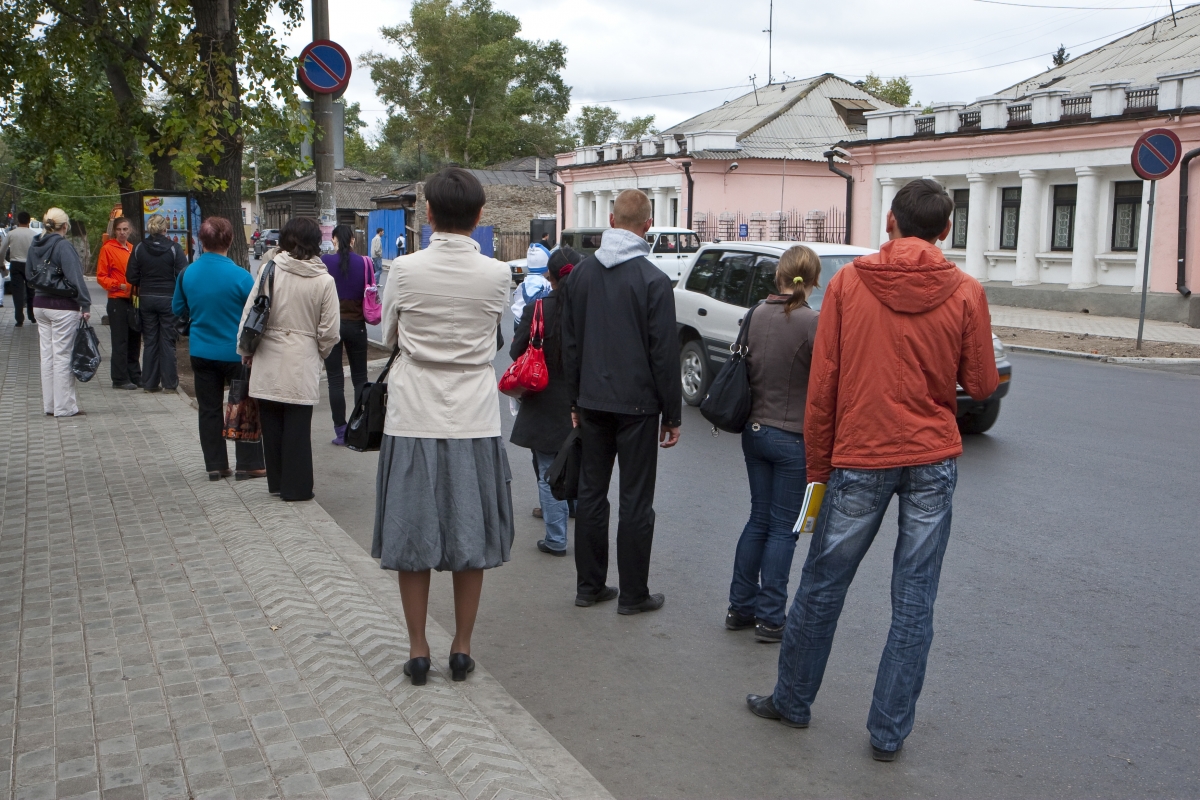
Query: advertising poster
142 194 191 253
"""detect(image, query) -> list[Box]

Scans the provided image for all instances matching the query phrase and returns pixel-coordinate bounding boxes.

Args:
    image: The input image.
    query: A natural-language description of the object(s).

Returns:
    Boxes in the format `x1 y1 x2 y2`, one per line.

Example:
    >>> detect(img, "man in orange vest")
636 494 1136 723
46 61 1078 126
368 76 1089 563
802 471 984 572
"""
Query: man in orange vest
96 217 142 389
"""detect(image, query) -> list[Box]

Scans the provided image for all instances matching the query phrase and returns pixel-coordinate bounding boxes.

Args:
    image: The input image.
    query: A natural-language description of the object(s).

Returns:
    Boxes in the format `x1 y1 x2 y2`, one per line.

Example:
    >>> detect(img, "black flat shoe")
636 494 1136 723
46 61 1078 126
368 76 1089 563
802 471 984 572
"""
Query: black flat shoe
536 540 567 556
403 657 431 686
575 586 619 607
871 743 901 762
725 610 756 630
746 694 808 728
207 469 232 481
755 621 785 643
618 593 665 615
448 652 475 682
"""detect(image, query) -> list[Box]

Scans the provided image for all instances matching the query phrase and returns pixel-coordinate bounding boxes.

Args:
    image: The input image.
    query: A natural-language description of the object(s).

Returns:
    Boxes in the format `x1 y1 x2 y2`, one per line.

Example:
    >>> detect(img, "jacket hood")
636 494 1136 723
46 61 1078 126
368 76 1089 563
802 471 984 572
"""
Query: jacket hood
595 227 650 268
142 235 176 256
28 232 63 259
852 238 966 314
274 251 329 277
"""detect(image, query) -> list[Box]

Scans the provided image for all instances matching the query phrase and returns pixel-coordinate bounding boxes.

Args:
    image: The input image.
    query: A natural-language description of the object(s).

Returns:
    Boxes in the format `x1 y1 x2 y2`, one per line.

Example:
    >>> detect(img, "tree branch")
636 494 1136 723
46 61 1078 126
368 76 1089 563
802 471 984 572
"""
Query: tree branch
43 0 178 87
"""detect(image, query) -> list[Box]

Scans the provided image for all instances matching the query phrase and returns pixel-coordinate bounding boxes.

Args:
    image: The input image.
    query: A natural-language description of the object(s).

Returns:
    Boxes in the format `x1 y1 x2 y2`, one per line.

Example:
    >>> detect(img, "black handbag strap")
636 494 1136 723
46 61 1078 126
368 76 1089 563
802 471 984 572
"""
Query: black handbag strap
257 261 275 298
376 347 400 383
732 301 763 356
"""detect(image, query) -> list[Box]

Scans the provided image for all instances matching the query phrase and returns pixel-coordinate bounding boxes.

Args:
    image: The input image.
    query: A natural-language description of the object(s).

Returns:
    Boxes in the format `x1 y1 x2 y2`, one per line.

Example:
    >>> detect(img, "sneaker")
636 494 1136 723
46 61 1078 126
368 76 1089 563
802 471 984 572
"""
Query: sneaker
871 743 902 762
618 593 665 615
575 586 618 607
755 621 785 643
113 382 139 390
536 540 567 556
725 610 756 630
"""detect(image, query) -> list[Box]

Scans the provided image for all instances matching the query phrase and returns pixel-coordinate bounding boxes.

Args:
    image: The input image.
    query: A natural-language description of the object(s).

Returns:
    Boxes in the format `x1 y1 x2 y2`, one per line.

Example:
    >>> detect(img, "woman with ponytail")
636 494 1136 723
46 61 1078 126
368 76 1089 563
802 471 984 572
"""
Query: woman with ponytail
320 224 372 445
724 244 821 644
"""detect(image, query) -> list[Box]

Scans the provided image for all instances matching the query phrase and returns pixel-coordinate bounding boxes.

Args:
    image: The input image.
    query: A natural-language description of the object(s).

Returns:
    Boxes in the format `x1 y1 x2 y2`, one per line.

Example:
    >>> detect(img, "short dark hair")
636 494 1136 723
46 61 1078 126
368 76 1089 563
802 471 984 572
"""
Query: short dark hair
547 245 582 281
279 217 322 259
891 179 954 242
425 167 485 232
112 216 131 229
376 227 384 233
198 216 234 251
16 211 30 225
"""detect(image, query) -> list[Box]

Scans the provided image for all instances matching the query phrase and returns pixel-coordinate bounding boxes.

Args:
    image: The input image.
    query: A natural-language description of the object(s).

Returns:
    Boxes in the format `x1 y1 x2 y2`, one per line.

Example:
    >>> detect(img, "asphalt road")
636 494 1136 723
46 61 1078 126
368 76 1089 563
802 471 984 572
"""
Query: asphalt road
309 342 1200 799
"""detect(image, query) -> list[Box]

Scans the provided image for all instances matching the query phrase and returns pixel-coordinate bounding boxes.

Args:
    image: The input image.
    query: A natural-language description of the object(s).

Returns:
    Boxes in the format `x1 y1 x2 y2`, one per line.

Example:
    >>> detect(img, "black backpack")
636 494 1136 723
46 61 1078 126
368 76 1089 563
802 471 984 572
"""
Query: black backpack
699 301 762 434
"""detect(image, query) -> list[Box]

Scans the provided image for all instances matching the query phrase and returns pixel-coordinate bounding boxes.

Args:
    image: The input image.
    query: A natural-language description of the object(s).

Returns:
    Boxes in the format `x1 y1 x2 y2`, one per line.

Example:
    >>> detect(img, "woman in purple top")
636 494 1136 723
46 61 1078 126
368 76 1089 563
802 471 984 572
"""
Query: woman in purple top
321 224 372 445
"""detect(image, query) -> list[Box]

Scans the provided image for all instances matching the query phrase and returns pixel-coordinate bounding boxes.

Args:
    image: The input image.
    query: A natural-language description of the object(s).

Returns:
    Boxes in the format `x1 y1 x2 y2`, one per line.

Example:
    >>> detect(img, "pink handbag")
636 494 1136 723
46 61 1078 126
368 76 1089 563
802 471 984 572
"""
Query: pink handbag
362 256 382 325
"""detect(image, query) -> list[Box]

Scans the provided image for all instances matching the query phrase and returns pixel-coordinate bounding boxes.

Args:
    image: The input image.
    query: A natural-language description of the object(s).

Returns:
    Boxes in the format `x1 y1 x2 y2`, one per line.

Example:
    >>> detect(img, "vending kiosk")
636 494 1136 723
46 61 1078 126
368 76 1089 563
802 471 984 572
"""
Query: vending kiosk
138 191 202 259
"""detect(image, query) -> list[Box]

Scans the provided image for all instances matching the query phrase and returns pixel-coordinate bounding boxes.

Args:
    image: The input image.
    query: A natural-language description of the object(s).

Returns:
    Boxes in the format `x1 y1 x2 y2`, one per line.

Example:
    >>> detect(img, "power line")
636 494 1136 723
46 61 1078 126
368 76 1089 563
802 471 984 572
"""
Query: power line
974 0 1164 8
0 181 173 199
587 84 752 104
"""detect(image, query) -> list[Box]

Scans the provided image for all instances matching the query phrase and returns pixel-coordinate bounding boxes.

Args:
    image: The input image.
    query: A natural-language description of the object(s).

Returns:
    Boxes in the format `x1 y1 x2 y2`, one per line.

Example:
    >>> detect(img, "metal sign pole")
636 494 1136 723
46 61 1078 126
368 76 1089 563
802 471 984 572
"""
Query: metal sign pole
1136 180 1156 350
311 0 335 245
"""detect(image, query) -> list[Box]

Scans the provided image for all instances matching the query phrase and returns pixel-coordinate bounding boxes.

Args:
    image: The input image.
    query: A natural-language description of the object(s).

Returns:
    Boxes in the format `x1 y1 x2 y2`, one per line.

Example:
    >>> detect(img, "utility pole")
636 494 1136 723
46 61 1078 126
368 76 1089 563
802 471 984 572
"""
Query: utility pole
763 0 774 85
253 159 261 229
311 0 336 246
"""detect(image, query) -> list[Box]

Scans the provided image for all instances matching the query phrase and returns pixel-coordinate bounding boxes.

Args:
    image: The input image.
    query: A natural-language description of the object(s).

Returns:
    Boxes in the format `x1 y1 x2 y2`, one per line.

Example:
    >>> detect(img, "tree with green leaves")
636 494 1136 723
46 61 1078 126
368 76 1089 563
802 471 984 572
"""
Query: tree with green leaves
569 105 658 146
1051 45 1070 68
859 73 913 107
364 0 571 167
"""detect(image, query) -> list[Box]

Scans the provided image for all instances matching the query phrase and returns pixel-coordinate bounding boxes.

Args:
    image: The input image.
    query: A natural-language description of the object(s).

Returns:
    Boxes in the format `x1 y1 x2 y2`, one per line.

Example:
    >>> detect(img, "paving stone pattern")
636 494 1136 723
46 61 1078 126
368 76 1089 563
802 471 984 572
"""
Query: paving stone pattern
990 306 1200 344
0 316 609 800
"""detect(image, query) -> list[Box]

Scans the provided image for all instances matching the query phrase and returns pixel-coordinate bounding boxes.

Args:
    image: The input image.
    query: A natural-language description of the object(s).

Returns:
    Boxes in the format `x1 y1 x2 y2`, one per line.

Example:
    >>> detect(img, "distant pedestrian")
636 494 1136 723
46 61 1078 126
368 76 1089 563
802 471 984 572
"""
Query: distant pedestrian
510 246 582 556
27 207 92 417
371 227 384 263
321 224 370 446
746 179 1000 762
127 213 186 393
174 216 266 482
561 188 681 614
395 232 406 256
373 167 513 687
1 212 38 325
538 232 552 251
95 217 142 389
238 216 339 502
725 246 821 644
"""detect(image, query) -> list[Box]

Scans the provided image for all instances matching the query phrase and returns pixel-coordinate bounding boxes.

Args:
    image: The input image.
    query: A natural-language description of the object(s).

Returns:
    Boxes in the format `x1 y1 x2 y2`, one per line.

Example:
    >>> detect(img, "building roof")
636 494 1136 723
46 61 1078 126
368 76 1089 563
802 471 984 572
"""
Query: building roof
999 2 1200 98
662 73 896 161
260 168 401 210
466 155 555 186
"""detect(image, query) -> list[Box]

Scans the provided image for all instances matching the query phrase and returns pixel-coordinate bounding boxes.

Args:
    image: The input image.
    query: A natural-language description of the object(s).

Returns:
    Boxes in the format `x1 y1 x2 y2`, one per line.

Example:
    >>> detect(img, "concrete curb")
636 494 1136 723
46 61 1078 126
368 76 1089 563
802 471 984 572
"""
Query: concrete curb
1107 356 1200 364
1007 344 1200 365
1007 344 1107 360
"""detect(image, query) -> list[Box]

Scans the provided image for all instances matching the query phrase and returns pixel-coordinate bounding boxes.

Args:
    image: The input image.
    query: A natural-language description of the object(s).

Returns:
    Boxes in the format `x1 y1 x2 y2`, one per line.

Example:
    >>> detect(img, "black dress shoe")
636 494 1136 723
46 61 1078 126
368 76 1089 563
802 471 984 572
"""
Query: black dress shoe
575 586 619 607
872 743 901 762
448 652 475 682
403 657 431 686
113 382 138 390
618 593 665 615
746 694 808 728
755 621 785 643
537 540 567 556
725 610 756 630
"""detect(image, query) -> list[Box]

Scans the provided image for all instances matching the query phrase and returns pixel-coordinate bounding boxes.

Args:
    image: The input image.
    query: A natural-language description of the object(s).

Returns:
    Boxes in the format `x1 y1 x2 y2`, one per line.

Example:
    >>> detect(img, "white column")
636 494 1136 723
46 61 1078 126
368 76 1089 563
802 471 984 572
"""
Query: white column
878 178 899 246
1069 167 1101 288
576 191 589 230
1014 169 1045 286
964 173 992 281
652 188 668 227
596 190 612 225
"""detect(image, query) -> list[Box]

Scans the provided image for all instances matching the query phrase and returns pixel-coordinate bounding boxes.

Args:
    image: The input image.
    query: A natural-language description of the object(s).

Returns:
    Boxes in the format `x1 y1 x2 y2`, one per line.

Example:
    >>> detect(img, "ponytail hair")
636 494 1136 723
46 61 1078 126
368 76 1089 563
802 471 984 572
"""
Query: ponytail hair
775 245 821 315
332 224 353 276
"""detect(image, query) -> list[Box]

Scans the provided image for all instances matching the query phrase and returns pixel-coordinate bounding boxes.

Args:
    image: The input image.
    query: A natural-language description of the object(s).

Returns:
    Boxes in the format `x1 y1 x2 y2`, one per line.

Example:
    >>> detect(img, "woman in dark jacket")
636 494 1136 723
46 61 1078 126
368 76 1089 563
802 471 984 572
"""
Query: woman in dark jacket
127 212 188 392
320 225 371 446
726 245 821 643
509 246 581 556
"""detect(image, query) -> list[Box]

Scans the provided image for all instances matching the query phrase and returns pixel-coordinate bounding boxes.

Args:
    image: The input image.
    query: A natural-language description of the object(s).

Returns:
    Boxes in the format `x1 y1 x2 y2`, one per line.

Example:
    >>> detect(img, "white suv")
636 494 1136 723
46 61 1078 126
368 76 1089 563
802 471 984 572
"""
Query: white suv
673 241 1012 434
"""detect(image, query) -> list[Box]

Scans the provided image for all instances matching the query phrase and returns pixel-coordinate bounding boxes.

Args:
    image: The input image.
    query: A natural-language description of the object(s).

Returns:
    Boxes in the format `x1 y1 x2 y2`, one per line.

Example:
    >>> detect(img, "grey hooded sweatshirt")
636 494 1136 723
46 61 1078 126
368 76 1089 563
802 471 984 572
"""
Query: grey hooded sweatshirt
27 233 92 312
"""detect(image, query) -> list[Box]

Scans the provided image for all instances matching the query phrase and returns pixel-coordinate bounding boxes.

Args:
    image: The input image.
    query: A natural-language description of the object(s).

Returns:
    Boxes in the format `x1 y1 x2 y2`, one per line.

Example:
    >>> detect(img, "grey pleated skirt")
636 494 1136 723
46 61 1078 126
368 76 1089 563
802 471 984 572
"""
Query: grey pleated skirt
372 435 514 572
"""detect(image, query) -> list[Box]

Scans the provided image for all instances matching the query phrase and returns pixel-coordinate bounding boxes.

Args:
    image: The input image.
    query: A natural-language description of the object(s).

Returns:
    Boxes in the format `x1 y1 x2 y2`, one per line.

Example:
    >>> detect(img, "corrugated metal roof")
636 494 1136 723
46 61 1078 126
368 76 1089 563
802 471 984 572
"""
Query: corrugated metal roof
662 74 897 162
998 3 1200 98
260 168 401 211
465 168 550 186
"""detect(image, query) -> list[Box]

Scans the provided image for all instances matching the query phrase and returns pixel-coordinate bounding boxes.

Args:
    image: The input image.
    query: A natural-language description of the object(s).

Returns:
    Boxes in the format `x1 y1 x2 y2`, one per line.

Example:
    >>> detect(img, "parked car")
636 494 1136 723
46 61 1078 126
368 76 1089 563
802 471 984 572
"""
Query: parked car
507 226 703 283
253 228 280 259
674 241 1012 434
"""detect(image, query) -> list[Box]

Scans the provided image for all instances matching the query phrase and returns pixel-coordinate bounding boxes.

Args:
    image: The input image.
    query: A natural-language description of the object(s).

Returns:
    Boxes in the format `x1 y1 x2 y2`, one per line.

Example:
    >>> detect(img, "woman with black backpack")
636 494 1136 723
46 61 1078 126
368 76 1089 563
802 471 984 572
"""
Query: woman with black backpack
127 212 187 393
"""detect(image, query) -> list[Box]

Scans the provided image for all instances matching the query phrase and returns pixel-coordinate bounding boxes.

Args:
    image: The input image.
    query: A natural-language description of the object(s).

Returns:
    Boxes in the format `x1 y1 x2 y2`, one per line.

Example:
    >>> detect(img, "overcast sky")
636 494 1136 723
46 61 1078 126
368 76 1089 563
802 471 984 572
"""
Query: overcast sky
278 0 1185 137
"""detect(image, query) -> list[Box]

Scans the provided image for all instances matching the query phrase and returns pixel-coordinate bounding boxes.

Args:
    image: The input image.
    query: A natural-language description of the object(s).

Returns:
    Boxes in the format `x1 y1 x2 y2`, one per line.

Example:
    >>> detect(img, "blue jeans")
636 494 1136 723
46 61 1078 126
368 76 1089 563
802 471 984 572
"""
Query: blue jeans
729 424 806 628
533 450 568 551
772 460 958 751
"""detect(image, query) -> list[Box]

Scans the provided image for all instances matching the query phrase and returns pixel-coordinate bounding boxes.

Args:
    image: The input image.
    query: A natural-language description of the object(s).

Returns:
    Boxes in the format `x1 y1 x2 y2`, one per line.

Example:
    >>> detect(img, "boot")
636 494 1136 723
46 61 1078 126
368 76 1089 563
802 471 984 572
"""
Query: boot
332 424 347 446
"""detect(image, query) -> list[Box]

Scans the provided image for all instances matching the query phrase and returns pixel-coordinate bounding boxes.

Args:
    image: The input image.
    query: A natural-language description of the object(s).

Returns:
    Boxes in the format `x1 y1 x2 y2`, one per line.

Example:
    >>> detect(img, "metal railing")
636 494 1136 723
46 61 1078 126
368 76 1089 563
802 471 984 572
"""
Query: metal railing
1007 103 1032 125
1061 95 1092 118
915 116 935 135
692 208 848 244
1125 86 1158 111
958 109 981 130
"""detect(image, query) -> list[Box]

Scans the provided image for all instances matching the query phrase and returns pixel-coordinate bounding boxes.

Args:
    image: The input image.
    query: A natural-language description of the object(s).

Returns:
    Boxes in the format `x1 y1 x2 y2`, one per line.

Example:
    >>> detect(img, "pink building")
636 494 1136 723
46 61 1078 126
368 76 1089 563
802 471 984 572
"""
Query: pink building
843 6 1200 326
555 74 895 242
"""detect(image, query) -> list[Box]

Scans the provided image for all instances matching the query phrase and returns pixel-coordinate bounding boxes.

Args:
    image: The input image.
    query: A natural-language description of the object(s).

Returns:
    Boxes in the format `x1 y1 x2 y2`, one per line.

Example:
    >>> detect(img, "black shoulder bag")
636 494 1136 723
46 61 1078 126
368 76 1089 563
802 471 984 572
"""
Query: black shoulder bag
699 301 762 434
27 236 78 299
345 348 400 452
238 261 275 353
546 427 582 501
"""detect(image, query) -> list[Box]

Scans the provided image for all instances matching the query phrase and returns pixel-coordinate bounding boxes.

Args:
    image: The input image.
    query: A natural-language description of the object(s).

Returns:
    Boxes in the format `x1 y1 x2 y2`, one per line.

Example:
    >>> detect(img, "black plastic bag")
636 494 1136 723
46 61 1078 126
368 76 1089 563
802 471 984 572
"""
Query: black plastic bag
71 319 102 382
346 349 399 452
546 427 582 501
227 364 249 405
699 302 761 434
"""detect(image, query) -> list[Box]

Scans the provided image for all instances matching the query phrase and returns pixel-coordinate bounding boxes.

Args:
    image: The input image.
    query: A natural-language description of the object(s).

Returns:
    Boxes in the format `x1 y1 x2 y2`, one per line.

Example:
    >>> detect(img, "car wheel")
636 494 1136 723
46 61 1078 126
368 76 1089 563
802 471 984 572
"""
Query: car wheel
957 400 1001 435
680 340 708 407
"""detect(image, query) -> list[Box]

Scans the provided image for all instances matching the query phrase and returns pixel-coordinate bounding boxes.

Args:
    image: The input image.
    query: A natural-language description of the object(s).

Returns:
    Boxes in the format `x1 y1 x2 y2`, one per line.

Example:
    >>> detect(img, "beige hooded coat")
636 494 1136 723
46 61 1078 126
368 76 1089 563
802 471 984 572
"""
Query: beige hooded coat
238 251 340 406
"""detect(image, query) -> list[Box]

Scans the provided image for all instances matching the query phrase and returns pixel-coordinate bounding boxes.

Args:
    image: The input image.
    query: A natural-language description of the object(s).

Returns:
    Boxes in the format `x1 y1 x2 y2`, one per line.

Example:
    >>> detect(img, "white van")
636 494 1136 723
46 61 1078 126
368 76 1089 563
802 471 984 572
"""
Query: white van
508 226 703 284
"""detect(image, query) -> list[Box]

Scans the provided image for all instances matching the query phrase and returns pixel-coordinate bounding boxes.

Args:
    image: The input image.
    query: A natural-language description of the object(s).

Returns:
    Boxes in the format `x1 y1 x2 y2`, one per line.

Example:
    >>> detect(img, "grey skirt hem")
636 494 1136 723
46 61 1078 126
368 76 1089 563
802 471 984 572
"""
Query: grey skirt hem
372 435 514 572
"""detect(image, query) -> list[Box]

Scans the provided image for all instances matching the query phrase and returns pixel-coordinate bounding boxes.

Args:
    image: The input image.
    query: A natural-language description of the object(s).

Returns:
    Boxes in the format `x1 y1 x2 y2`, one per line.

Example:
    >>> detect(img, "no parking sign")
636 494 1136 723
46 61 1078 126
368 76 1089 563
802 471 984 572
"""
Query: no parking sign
298 40 352 97
1130 128 1183 348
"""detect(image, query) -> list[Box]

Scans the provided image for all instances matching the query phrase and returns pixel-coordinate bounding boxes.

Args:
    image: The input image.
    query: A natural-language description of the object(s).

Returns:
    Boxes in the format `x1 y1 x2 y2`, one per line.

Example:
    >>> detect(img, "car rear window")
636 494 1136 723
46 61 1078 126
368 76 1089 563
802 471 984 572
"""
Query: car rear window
685 251 722 293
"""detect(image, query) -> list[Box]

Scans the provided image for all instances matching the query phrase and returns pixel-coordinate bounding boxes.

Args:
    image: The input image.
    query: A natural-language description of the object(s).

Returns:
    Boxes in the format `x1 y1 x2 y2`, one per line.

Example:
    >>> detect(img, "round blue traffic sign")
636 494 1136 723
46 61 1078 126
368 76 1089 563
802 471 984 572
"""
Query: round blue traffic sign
299 40 351 95
1131 128 1182 181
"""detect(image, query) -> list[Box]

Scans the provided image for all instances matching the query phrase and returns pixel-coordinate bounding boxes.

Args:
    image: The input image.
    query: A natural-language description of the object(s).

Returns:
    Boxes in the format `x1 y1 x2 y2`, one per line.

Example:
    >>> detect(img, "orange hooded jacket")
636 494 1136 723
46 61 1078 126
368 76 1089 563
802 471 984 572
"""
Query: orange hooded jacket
96 238 133 299
804 238 1000 483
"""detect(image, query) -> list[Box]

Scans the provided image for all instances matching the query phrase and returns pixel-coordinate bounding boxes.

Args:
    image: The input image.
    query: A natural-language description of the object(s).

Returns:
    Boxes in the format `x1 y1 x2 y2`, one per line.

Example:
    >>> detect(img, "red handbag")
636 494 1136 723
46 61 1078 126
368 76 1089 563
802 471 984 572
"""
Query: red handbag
499 299 549 399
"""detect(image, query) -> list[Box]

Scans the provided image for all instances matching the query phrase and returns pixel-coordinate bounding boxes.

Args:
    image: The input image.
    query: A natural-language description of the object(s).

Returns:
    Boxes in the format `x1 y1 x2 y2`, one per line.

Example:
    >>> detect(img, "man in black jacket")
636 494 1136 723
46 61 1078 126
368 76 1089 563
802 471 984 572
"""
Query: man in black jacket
562 189 682 614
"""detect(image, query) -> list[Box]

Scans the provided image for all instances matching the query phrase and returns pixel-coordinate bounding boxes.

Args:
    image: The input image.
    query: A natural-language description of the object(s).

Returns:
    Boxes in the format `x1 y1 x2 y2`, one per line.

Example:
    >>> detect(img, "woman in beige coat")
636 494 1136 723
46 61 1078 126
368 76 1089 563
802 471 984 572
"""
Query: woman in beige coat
239 217 340 501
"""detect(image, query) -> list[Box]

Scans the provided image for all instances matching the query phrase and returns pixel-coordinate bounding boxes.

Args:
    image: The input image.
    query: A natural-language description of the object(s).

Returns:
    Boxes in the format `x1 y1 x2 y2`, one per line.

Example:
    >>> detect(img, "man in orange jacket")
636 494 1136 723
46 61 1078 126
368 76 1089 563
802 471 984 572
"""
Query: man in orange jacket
96 217 142 389
746 179 999 761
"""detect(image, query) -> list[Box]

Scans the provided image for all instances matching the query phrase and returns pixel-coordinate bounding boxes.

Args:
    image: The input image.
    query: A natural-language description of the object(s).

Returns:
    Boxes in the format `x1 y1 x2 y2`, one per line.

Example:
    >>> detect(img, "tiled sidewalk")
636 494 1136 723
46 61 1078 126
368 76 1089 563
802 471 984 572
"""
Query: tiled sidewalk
0 315 610 800
990 306 1200 345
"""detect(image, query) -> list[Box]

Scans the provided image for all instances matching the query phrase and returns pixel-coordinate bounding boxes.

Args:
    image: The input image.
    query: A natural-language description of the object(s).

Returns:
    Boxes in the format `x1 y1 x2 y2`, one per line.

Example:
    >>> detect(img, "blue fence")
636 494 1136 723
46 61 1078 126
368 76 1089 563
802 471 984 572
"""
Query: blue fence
367 209 407 260
420 225 494 257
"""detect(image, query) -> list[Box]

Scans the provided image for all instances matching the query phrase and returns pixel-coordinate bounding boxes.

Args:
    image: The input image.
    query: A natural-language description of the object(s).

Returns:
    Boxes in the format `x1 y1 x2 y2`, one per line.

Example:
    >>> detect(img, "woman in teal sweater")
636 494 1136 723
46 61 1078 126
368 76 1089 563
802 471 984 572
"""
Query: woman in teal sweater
172 216 266 481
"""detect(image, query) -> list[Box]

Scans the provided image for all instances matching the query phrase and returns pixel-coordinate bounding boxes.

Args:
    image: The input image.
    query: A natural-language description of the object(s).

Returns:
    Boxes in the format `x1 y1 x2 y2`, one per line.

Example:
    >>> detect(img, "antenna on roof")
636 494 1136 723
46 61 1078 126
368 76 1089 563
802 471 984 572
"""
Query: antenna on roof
1170 0 1177 26
750 75 759 106
763 0 774 85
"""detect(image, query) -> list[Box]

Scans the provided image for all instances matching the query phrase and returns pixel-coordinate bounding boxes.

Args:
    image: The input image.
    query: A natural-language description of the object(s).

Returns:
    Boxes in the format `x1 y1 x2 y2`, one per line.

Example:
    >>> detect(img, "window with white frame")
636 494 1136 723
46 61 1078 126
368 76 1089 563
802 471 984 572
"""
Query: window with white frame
1111 181 1142 252
1051 185 1076 251
999 188 1020 250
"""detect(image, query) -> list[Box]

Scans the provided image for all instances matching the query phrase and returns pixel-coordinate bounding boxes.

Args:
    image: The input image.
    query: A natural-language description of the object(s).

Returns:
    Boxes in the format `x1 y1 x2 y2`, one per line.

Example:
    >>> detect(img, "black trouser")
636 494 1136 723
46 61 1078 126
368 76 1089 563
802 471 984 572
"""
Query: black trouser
258 398 314 501
323 319 369 428
191 356 264 473
106 297 142 385
139 294 178 390
9 263 34 323
574 408 660 605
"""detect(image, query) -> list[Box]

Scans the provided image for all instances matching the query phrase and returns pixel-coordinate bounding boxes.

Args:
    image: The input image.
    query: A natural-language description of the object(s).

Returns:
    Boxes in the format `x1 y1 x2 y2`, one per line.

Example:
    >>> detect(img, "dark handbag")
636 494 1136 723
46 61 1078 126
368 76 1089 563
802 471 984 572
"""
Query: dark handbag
227 364 249 405
546 427 582 501
27 237 78 298
238 261 275 353
129 290 142 333
699 302 762 434
175 269 191 337
223 396 261 442
345 349 399 452
70 319 102 382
